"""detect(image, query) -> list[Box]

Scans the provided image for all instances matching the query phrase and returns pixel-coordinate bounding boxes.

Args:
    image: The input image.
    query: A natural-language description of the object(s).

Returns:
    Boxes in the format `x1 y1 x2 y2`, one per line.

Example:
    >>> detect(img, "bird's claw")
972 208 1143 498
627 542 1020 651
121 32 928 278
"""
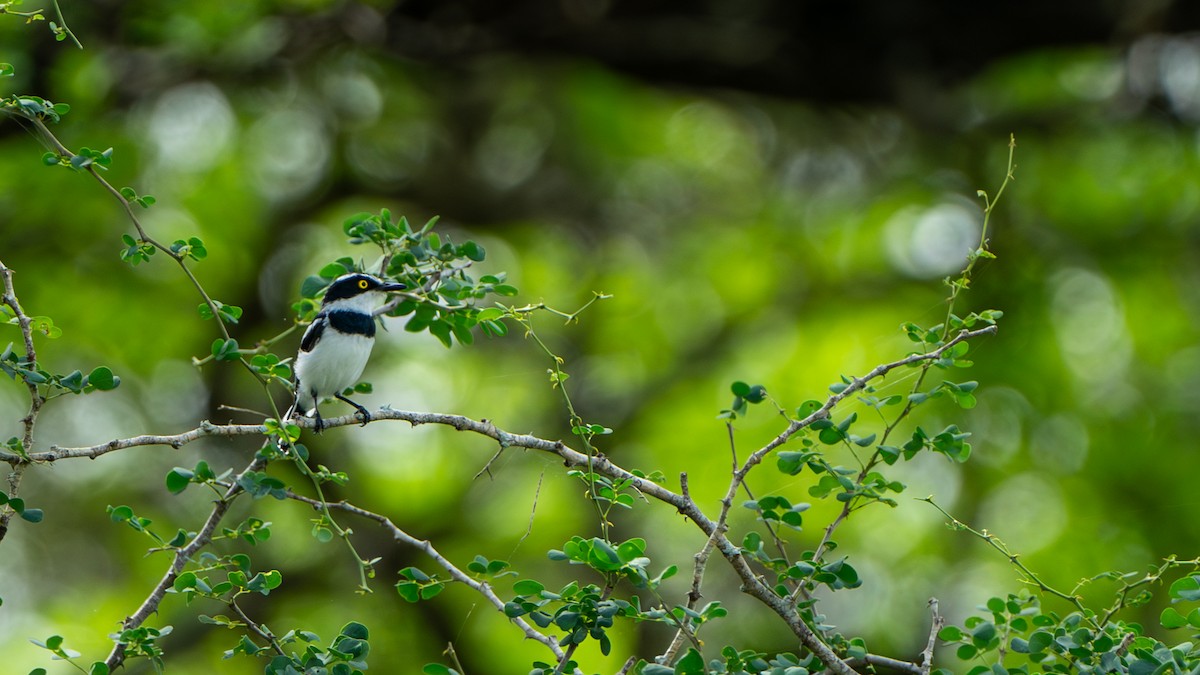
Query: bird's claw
354 409 371 426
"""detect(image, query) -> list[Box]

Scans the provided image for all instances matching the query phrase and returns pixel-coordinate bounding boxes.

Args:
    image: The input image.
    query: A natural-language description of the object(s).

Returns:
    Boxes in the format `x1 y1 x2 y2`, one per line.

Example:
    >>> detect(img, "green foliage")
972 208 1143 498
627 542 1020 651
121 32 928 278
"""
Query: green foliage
3 24 1195 675
165 460 218 495
170 237 208 262
0 491 42 523
720 380 768 419
110 625 171 671
940 588 1200 675
67 146 112 171
28 634 109 675
1 94 69 123
396 567 446 603
291 210 514 350
641 646 818 674
118 186 156 209
0 339 120 398
118 234 155 266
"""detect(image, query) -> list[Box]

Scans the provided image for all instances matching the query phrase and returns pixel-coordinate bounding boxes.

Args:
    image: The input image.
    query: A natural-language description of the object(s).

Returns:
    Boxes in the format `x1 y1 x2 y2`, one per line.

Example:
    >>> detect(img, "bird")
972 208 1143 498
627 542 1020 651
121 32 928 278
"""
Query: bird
287 272 407 432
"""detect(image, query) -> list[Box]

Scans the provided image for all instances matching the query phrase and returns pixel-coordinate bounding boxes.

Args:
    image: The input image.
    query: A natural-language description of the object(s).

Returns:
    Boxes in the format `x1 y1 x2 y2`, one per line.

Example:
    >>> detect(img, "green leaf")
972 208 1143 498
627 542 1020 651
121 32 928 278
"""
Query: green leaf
796 400 822 417
1028 631 1054 653
1169 575 1200 601
1160 606 1187 629
87 366 119 391
616 538 646 562
674 648 706 675
396 582 420 603
513 579 545 595
19 509 44 523
461 240 487 261
588 538 622 570
300 275 329 298
211 338 240 362
320 262 350 279
938 626 963 641
970 621 996 645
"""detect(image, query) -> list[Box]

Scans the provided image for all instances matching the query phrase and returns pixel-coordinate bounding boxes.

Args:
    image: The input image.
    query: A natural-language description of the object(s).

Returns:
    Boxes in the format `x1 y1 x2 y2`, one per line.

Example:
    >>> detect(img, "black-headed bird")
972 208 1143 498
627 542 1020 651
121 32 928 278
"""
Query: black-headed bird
287 272 406 432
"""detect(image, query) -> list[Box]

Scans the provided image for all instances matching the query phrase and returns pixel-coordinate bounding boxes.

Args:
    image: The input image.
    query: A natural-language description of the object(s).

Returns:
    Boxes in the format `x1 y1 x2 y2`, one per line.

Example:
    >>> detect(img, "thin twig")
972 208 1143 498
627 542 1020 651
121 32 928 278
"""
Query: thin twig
285 492 584 675
228 600 286 656
0 259 44 541
919 598 942 675
658 474 718 664
922 497 1100 631
846 654 922 675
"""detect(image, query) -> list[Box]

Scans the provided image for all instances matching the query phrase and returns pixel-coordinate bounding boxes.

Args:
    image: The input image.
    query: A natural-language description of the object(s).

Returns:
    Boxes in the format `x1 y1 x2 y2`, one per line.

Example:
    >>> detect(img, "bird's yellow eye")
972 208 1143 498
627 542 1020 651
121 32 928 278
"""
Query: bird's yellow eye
358 279 369 289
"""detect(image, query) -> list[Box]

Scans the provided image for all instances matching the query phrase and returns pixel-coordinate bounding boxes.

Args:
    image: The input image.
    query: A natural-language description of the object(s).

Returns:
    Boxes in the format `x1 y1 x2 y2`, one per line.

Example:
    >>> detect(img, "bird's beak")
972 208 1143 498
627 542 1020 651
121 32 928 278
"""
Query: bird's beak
380 282 407 292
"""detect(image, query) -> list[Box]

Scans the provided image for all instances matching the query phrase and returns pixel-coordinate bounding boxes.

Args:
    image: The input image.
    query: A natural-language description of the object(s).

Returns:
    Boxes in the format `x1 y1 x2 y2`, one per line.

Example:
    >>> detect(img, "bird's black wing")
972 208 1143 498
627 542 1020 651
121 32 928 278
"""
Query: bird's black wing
300 315 327 352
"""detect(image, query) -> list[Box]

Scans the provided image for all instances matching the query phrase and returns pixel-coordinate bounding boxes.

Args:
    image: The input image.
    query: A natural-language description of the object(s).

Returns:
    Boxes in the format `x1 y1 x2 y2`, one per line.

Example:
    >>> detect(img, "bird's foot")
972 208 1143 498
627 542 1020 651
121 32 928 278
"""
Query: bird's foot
354 408 371 426
335 393 371 427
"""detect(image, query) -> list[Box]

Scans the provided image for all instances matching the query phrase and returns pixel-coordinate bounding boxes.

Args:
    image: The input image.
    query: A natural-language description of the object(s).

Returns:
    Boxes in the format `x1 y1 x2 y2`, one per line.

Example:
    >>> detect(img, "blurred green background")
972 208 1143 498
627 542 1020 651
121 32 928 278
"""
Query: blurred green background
3 1 1200 673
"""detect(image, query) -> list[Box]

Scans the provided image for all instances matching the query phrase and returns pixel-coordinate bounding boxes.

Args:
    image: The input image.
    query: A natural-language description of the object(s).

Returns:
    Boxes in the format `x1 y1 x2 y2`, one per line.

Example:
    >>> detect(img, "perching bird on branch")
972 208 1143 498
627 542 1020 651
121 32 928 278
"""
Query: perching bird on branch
287 272 406 432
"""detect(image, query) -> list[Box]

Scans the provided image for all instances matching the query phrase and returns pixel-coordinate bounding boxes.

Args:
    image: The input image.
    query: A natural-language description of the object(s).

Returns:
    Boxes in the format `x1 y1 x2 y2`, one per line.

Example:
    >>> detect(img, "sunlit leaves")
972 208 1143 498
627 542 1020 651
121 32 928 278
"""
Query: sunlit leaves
170 237 208 262
68 146 112 171
396 567 445 603
118 186 156 209
210 337 240 361
119 234 156 266
720 380 767 419
939 590 1200 675
505 570 654 658
197 300 243 324
2 94 70 123
297 212 516 349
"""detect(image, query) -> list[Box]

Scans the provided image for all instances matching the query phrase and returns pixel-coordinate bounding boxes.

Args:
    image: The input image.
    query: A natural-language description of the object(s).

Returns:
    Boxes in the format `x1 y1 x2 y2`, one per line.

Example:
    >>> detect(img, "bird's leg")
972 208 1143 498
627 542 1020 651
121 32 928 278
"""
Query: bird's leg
335 393 371 426
313 407 325 434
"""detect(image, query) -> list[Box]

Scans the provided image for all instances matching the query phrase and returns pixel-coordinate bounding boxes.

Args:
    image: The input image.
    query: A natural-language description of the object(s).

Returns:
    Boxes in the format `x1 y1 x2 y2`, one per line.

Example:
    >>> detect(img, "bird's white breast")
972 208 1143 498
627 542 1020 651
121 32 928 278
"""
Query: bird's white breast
294 329 375 411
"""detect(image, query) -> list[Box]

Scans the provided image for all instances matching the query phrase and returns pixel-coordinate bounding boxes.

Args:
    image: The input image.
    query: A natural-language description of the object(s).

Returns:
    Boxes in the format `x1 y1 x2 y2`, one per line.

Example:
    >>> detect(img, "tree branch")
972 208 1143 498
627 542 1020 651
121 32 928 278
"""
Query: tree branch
657 473 713 664
32 325 995 673
105 454 268 670
228 600 286 656
919 597 943 675
0 258 45 541
286 491 584 675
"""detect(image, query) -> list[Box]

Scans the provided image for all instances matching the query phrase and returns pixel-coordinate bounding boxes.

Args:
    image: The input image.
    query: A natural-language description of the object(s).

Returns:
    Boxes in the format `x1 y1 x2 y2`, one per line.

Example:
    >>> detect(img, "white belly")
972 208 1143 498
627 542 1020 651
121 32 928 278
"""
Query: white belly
294 331 374 413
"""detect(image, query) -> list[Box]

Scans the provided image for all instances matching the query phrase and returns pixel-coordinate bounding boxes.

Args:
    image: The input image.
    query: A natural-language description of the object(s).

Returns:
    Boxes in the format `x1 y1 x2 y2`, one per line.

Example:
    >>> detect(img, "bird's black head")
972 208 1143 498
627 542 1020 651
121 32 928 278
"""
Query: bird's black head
322 273 407 305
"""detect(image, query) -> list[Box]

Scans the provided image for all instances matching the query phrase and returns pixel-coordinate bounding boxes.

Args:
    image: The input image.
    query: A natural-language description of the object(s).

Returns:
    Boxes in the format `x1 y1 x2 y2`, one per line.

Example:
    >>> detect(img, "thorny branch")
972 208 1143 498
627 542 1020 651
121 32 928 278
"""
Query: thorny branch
9 326 995 674
286 491 586 675
0 259 44 541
